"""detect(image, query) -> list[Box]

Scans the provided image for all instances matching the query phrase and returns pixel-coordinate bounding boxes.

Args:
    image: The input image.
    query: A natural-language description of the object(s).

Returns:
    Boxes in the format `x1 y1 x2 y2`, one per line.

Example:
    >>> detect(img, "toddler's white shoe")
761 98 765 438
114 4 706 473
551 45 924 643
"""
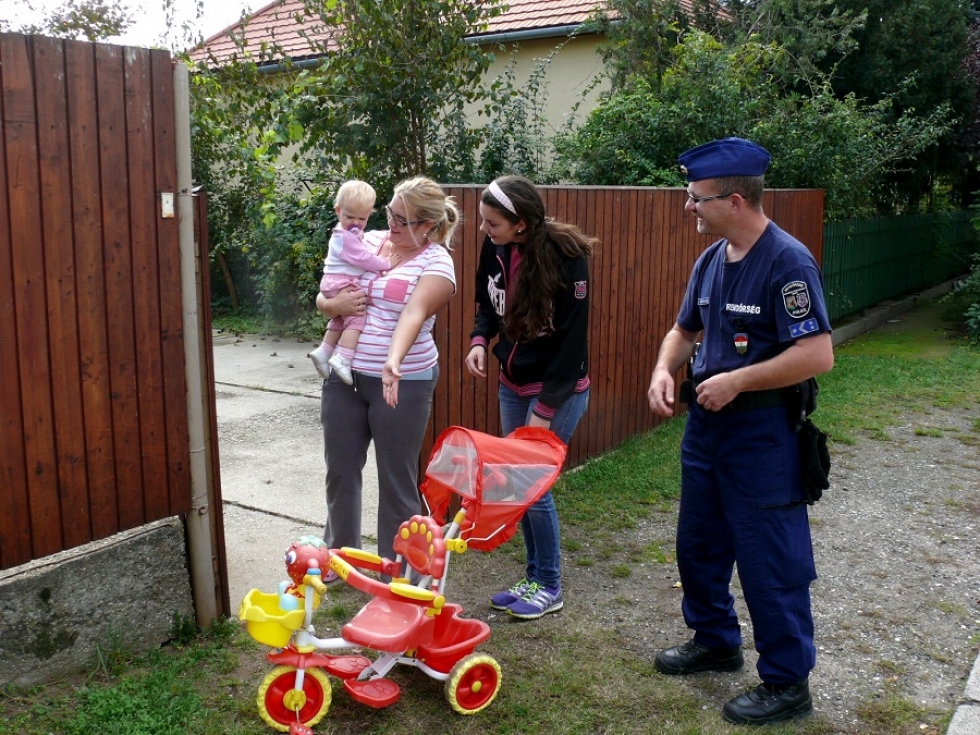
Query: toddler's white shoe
307 346 331 379
328 354 353 385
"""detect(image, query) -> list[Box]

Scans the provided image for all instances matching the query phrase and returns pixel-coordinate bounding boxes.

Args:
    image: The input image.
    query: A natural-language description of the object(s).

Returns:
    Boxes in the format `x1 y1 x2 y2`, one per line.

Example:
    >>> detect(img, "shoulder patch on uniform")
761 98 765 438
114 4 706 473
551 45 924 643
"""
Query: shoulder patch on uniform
782 280 811 318
574 280 587 299
789 318 819 339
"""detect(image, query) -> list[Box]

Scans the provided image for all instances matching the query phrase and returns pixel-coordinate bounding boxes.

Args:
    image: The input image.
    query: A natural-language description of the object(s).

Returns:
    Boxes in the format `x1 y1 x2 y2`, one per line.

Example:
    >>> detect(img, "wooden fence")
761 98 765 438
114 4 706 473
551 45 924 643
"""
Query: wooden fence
0 29 824 571
422 185 825 468
0 33 190 570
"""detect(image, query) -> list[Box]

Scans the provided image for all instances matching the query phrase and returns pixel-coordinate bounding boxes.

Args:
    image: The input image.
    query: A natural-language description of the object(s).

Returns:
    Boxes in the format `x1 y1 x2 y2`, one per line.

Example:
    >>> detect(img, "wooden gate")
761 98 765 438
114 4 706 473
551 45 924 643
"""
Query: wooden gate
0 33 191 570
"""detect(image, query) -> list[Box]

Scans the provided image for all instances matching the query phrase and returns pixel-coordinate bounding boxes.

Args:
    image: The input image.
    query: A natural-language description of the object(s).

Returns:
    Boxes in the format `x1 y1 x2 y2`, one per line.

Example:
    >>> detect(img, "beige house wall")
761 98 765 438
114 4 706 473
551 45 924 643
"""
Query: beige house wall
479 33 609 134
222 30 610 188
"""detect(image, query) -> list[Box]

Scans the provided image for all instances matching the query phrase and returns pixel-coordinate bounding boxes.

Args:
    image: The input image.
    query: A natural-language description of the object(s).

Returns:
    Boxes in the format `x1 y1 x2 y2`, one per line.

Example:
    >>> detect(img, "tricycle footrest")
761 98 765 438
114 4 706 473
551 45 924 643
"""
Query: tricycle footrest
344 677 401 708
323 655 372 679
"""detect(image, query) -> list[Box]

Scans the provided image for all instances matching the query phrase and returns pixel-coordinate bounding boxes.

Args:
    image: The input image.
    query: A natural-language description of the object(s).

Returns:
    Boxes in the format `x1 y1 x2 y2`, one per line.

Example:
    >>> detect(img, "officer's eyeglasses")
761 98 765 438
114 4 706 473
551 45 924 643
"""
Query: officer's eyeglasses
385 205 425 227
686 191 734 205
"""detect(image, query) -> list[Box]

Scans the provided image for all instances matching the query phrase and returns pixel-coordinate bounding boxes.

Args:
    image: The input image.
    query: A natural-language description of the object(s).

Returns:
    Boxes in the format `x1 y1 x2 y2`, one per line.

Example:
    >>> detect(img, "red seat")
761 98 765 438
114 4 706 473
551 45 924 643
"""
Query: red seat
341 516 448 652
342 597 431 652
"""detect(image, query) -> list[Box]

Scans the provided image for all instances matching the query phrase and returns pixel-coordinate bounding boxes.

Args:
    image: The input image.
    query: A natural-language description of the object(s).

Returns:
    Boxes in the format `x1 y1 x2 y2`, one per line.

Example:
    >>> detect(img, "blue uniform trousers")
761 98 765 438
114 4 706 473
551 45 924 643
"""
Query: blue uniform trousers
677 402 817 684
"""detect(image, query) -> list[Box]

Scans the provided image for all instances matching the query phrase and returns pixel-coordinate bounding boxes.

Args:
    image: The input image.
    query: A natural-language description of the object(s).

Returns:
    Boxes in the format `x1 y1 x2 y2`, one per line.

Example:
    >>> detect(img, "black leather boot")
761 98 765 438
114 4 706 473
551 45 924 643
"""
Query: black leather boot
723 681 813 725
654 639 744 675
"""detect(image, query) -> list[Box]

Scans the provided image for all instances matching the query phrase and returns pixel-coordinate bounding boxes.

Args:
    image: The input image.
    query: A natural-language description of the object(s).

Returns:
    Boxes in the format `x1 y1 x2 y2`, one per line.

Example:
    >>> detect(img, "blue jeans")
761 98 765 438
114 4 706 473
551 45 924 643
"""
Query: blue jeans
498 384 590 588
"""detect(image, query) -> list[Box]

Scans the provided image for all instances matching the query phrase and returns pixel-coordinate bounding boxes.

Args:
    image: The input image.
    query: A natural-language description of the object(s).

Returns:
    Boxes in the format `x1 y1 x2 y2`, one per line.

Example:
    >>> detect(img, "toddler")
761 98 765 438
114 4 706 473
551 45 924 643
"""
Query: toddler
308 180 400 383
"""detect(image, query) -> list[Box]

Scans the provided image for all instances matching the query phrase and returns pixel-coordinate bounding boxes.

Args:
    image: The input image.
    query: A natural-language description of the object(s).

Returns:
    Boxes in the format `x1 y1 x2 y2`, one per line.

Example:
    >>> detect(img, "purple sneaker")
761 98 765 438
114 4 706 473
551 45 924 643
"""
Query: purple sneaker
507 582 563 619
489 577 530 610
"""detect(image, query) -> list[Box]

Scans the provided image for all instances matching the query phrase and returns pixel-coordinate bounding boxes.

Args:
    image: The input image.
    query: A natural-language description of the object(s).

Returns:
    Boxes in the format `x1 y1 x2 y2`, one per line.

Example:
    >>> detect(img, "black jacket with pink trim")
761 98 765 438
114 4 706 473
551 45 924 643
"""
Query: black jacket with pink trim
469 234 590 417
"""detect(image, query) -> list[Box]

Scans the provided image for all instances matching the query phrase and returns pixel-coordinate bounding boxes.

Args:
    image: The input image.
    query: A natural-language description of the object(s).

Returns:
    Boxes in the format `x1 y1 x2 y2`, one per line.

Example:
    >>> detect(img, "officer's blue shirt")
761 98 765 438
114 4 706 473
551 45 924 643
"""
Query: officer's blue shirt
677 221 831 380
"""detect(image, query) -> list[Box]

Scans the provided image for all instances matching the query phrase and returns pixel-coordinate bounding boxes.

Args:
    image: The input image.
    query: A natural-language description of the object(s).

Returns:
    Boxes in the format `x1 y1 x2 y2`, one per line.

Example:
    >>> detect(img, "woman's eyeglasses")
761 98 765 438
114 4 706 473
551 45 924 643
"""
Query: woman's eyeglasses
385 205 425 227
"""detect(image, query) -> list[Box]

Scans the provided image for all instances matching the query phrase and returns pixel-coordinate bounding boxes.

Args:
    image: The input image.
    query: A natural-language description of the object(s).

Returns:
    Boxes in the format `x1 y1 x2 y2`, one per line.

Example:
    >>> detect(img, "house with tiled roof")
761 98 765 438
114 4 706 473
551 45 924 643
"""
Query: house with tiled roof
188 0 614 133
191 1 611 64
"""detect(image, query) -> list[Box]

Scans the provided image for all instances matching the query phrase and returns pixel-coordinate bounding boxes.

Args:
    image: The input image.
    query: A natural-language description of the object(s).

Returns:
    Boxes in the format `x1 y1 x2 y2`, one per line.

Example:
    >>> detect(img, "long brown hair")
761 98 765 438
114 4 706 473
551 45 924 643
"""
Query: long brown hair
482 176 597 341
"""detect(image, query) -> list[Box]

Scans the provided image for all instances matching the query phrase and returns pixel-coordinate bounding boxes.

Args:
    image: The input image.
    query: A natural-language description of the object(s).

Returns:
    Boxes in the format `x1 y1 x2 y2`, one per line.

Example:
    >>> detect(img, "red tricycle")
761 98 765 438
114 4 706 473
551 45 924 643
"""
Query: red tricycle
238 425 567 733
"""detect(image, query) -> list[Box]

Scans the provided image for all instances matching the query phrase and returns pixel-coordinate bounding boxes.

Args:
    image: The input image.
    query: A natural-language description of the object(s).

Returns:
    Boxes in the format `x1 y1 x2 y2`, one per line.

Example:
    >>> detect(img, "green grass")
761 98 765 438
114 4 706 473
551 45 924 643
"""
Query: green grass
0 619 247 735
213 309 324 342
805 304 980 444
559 419 684 532
853 692 950 732
211 308 271 336
2 301 977 735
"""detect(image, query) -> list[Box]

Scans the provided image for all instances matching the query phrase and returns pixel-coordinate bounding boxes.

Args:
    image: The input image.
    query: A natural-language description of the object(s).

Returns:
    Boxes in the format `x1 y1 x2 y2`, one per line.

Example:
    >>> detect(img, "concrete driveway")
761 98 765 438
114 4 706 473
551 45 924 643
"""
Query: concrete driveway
212 331 378 608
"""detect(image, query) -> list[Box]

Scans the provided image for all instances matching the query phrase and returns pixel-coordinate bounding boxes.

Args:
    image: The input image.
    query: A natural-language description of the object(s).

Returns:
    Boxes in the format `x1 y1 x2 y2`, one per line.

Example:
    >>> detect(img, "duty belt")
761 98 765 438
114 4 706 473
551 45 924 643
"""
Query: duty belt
722 387 793 412
690 379 794 412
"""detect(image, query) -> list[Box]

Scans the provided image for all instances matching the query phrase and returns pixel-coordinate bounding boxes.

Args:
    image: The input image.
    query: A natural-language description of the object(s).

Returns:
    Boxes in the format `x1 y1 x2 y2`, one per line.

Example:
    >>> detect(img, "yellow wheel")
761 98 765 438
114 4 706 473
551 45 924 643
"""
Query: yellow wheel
257 665 331 732
444 653 501 715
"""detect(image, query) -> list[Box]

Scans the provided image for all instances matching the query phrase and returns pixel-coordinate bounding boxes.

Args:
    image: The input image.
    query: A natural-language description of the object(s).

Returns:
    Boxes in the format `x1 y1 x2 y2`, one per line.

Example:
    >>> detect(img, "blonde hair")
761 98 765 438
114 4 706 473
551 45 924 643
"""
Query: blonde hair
335 180 376 211
392 176 460 250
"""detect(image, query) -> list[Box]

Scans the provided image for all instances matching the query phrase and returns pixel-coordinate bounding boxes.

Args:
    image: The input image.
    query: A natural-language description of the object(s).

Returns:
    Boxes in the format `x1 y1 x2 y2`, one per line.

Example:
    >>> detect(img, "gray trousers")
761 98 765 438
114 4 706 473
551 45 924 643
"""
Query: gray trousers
321 369 438 562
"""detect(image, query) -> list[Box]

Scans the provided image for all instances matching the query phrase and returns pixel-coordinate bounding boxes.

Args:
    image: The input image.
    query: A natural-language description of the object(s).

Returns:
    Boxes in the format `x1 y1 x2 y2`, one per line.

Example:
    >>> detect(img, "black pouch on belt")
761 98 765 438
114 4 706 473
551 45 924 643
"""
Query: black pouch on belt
679 341 700 404
798 417 831 504
793 378 830 504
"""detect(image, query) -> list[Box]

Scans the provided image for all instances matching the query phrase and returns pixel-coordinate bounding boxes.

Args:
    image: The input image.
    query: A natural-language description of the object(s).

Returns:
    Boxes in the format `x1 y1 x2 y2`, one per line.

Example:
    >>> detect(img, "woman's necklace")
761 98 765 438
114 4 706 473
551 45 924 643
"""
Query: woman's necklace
388 236 426 261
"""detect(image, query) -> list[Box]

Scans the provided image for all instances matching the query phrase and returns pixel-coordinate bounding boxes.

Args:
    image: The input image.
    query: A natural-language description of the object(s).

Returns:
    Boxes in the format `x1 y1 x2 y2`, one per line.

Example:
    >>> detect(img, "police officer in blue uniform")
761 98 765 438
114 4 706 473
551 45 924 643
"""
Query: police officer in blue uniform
647 137 834 726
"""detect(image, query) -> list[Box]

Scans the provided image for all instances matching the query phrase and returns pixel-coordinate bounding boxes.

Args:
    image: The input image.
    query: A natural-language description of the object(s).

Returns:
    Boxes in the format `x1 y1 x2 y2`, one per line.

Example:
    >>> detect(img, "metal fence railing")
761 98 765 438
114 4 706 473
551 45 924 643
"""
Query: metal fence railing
823 211 978 323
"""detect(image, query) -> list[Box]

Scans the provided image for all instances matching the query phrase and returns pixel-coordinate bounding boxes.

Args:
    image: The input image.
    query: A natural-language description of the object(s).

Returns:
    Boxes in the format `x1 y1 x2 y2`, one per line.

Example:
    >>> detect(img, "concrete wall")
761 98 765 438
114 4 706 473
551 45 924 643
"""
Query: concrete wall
0 517 194 688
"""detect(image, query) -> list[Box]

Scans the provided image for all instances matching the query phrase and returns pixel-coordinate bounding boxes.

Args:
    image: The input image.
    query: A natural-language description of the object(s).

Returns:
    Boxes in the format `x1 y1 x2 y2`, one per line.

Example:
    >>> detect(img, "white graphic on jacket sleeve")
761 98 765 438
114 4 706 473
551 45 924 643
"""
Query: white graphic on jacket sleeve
488 273 506 316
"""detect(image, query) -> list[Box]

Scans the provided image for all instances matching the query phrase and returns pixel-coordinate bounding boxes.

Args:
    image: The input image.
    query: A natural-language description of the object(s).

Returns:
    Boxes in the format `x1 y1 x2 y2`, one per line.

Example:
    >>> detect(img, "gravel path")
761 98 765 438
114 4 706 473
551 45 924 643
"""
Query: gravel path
578 404 980 732
805 407 980 731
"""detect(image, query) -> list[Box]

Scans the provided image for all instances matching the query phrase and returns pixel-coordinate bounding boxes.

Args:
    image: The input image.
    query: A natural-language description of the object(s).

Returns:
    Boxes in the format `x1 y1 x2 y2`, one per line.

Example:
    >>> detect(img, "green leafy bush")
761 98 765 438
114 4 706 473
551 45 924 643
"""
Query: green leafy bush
479 46 587 183
249 189 330 323
555 32 954 220
941 253 980 343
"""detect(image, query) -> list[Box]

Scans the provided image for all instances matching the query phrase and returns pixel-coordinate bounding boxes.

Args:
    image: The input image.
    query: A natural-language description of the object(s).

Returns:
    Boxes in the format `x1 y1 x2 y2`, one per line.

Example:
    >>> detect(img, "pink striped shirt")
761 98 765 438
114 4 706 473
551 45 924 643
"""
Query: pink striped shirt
351 230 456 377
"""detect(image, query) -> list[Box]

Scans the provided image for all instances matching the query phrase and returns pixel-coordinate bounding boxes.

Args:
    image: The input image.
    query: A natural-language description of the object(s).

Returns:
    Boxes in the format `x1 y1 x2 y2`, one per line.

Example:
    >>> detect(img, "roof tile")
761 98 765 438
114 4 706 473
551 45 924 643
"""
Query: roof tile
188 0 611 65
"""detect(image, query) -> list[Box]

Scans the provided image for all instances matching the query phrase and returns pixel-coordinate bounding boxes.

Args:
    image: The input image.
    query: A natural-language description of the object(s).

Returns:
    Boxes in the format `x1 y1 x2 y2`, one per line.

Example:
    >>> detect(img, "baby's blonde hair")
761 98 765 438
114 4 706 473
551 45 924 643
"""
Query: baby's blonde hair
335 180 376 211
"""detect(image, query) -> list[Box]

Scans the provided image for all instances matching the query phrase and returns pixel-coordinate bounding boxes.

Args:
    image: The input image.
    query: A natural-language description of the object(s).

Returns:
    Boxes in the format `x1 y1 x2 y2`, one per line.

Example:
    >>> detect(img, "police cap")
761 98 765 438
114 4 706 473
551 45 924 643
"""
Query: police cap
678 137 771 181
